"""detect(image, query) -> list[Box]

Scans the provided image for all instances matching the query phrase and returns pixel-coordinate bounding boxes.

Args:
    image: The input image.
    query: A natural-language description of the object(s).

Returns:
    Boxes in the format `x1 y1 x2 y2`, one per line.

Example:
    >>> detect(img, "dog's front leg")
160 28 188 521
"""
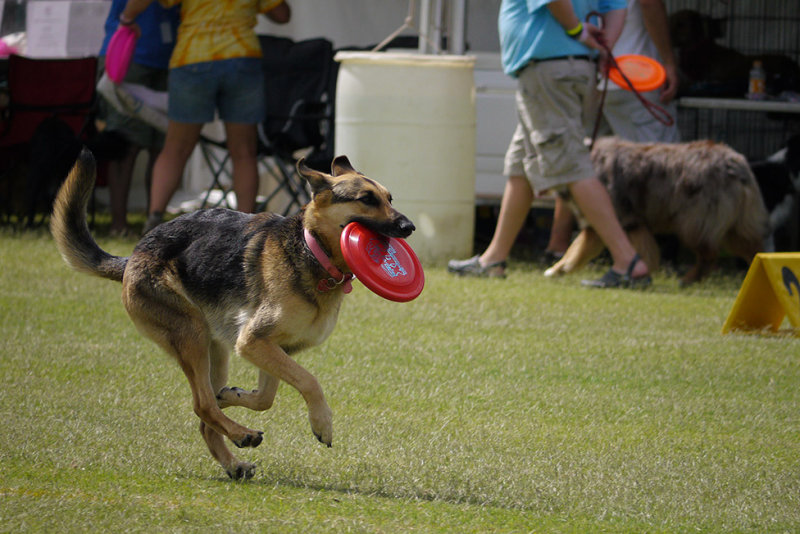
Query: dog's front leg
236 335 332 447
544 228 605 277
217 370 280 411
626 226 660 275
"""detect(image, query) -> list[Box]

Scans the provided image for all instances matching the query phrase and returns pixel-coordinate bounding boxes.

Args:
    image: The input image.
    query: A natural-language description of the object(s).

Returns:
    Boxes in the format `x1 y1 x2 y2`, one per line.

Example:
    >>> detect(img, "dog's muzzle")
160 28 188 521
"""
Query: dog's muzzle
392 216 415 238
352 214 415 239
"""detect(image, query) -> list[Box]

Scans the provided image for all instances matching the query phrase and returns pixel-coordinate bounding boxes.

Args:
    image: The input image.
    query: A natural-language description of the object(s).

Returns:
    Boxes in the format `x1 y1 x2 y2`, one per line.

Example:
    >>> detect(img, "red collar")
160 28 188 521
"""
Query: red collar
304 228 353 294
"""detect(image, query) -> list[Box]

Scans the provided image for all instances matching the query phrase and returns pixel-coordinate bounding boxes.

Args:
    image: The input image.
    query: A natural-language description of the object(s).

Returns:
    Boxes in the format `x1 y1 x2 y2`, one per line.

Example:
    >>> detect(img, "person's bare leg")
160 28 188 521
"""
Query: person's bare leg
568 177 649 277
143 147 159 214
148 121 204 216
545 194 575 255
224 122 259 213
108 144 140 234
479 174 533 266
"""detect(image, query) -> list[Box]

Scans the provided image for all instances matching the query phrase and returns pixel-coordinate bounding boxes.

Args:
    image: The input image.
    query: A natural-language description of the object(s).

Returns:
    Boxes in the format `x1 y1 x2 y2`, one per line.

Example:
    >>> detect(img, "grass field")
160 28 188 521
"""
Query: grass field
1 226 798 532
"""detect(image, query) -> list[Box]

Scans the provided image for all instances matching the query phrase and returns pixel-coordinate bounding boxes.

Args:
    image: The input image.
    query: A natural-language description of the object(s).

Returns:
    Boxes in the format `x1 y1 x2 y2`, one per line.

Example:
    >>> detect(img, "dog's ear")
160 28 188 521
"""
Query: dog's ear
297 157 332 195
331 155 357 177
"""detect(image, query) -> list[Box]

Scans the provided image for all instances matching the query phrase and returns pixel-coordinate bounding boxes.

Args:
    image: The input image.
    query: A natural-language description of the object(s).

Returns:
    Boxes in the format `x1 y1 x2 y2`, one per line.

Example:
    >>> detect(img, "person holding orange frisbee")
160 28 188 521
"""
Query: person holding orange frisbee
600 0 680 143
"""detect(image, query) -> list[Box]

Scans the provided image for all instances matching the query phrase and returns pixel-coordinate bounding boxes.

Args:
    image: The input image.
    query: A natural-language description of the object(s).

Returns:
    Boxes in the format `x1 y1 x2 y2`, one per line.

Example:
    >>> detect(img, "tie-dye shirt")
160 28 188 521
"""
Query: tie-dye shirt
158 0 285 68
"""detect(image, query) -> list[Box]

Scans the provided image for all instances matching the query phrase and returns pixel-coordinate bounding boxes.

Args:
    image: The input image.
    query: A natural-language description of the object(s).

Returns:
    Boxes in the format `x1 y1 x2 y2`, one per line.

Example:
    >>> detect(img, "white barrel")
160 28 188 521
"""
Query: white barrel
334 52 476 264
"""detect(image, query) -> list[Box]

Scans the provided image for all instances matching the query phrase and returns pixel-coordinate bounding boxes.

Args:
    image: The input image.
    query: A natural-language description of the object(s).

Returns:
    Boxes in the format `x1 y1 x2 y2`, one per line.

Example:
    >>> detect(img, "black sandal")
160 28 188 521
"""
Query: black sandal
581 253 651 289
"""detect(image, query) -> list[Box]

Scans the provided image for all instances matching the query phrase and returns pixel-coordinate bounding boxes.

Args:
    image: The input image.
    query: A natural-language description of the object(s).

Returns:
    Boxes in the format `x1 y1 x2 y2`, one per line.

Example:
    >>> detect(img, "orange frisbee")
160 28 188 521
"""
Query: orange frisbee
608 54 666 92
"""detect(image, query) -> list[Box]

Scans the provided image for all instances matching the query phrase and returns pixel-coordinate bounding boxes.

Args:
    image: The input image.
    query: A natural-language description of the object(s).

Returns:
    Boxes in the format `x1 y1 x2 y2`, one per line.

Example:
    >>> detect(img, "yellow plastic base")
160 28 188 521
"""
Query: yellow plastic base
722 253 800 335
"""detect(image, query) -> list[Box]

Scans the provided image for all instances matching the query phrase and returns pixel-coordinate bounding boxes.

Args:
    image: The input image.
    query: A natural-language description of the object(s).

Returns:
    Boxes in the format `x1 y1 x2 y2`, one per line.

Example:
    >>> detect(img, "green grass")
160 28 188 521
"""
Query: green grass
1 226 799 532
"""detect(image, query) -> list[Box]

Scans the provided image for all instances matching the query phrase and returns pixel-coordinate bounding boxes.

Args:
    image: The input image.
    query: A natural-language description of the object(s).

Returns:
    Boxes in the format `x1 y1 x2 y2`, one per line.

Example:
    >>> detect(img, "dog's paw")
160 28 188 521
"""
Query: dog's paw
216 386 251 409
233 430 264 449
543 266 561 278
314 432 333 448
226 461 257 481
309 404 333 447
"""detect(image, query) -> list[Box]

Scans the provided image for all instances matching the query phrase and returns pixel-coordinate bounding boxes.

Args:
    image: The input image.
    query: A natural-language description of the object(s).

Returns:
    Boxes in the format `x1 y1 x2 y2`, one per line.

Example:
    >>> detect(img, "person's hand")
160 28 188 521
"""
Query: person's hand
577 21 608 52
127 22 142 38
578 22 611 73
265 1 291 23
659 63 679 104
118 13 142 38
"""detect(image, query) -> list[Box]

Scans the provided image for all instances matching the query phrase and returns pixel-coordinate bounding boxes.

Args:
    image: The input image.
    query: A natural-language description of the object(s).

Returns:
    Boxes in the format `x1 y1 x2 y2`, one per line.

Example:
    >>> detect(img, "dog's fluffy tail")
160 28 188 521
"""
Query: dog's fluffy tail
725 156 772 259
51 148 127 282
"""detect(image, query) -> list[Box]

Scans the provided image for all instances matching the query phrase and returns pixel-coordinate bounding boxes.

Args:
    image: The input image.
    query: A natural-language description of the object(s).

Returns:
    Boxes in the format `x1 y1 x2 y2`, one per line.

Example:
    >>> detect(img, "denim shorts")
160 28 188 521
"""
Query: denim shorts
168 57 265 124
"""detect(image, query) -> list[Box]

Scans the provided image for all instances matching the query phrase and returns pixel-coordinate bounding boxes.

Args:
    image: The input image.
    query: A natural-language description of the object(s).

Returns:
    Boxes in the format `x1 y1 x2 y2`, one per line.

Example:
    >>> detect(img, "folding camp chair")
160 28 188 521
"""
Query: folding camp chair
197 35 336 215
0 55 98 225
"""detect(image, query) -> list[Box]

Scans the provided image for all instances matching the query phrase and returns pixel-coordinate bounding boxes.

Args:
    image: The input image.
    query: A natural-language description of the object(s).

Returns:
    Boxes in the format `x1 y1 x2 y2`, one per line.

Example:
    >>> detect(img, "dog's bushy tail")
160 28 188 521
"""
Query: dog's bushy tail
50 148 127 282
725 155 771 259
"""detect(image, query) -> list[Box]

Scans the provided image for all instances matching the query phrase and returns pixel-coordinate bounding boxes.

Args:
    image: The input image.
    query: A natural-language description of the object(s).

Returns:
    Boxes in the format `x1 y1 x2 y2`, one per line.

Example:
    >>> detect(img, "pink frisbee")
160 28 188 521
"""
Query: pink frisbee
106 25 138 84
340 222 424 302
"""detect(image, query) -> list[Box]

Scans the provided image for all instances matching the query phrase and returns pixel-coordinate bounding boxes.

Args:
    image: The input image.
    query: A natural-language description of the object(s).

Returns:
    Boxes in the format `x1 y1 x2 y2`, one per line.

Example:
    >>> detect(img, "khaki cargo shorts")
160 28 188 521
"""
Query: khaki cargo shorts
503 58 596 194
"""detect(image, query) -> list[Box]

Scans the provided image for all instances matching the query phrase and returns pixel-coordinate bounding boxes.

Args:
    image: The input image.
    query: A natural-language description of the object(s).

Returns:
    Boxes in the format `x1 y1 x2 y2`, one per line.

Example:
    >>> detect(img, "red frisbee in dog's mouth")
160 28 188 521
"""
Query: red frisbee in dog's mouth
106 25 138 84
340 222 424 302
608 54 666 92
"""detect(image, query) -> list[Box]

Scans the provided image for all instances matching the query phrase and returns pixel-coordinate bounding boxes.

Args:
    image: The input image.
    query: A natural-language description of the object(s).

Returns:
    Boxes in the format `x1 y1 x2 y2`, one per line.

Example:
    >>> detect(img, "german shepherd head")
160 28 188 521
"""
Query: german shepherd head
300 156 414 238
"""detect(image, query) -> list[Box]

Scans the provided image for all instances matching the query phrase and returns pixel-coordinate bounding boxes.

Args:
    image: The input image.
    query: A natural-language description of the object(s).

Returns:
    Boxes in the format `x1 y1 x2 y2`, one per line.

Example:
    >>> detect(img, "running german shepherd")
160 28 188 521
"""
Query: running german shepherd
51 149 415 479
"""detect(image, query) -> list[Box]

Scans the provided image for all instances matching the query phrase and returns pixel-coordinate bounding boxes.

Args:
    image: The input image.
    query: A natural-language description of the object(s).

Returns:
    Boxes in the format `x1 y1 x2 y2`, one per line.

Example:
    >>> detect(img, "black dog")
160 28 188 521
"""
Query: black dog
669 9 800 97
751 135 800 252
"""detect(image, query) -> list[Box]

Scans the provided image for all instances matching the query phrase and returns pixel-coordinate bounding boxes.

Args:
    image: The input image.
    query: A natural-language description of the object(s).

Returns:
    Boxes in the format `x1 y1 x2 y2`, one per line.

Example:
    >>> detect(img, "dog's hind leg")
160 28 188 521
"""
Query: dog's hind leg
217 370 280 411
723 232 763 265
236 334 333 447
124 285 265 451
681 248 718 286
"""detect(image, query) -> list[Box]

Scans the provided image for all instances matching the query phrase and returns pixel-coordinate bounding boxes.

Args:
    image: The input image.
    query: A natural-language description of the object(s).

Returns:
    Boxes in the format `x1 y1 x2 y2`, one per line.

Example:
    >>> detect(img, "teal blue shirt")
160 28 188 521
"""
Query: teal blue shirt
499 0 626 77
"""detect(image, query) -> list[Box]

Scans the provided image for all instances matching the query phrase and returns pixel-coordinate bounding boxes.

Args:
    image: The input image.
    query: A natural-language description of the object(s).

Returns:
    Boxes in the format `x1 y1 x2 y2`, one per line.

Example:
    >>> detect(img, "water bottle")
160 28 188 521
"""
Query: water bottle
748 60 766 100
